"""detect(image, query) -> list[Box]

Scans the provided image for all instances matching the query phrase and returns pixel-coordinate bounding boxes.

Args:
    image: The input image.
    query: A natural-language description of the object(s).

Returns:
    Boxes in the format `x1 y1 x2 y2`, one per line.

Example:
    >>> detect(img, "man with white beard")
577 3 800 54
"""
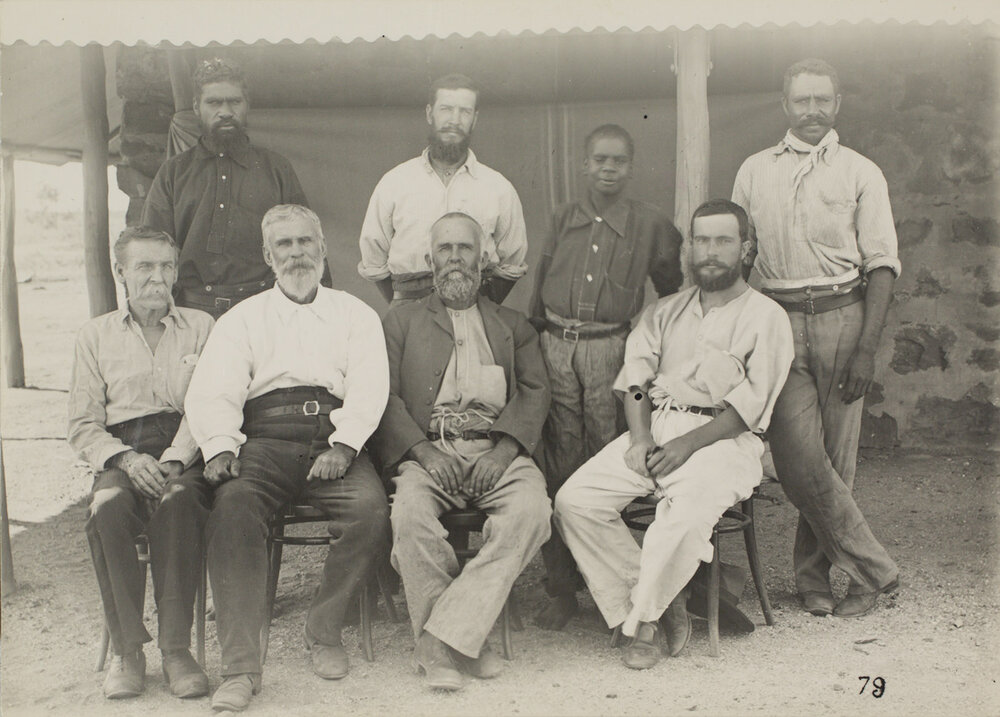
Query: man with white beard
183 205 390 711
371 212 550 691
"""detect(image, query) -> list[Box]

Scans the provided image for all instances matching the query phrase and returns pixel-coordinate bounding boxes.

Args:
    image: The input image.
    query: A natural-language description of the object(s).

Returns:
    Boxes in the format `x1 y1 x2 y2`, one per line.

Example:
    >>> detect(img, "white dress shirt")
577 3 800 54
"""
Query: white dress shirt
185 285 389 461
357 148 528 282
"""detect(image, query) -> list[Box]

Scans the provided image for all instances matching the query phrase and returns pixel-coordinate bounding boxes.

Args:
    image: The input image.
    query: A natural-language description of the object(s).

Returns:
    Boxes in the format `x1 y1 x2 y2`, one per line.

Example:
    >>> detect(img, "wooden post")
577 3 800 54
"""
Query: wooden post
80 45 117 317
0 439 16 598
1 152 25 388
167 50 195 112
673 28 712 240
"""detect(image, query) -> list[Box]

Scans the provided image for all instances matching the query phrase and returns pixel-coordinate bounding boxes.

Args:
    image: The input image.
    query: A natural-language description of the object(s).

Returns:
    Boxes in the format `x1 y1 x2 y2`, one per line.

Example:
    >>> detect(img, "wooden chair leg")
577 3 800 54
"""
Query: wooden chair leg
508 592 524 632
376 564 400 623
500 599 514 660
609 624 623 648
96 623 110 671
196 552 207 667
260 526 285 665
742 497 774 626
708 529 721 658
360 583 375 662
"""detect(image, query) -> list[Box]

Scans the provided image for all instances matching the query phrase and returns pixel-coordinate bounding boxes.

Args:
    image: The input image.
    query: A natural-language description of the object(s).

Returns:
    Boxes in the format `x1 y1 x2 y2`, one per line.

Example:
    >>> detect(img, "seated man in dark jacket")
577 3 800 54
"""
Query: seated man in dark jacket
371 212 551 691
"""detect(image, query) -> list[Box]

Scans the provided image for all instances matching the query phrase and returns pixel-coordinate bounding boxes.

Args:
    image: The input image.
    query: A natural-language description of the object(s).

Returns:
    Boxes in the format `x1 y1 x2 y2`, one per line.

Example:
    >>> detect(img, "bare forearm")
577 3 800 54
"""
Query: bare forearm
624 387 654 440
681 406 749 452
859 268 894 354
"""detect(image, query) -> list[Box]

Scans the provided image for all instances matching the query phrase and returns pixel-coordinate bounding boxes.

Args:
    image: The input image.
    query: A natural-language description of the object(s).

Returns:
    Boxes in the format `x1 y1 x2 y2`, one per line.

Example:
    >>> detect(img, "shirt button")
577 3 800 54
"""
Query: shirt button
218 153 224 158
592 244 599 253
219 203 225 209
434 369 442 376
205 285 213 292
595 217 603 223
586 274 593 282
221 174 227 181
457 339 464 346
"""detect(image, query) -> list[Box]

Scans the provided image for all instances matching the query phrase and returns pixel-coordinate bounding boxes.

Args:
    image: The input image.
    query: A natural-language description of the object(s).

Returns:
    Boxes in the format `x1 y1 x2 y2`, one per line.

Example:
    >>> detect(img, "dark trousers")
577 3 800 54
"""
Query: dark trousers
179 400 390 677
85 412 206 655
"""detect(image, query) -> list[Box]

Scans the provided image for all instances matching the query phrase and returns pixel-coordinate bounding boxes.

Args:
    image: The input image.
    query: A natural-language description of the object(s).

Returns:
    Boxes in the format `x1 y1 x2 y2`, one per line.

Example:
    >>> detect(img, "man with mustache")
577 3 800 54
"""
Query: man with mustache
69 227 214 700
358 74 528 306
182 205 390 711
143 58 326 318
371 212 550 690
554 200 793 669
732 58 901 619
529 124 684 630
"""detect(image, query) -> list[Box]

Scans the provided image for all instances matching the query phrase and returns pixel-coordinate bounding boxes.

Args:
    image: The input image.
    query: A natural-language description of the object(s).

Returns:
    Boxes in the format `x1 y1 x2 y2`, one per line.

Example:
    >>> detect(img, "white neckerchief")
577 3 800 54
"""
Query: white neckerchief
782 128 839 195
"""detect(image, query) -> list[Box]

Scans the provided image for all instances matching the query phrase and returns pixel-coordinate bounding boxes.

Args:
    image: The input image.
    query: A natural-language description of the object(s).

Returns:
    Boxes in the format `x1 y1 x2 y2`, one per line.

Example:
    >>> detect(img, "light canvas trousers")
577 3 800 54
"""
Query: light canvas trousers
390 441 551 658
554 408 763 637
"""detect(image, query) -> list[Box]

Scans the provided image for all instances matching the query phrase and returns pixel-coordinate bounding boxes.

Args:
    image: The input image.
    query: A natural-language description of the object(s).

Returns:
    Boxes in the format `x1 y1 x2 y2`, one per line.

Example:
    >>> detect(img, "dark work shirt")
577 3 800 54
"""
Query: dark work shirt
529 196 684 324
141 135 309 293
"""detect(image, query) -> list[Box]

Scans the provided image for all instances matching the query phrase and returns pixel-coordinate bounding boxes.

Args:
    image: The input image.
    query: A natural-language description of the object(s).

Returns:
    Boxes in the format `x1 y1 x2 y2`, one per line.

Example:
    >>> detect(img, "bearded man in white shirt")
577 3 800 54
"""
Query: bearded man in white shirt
183 204 390 712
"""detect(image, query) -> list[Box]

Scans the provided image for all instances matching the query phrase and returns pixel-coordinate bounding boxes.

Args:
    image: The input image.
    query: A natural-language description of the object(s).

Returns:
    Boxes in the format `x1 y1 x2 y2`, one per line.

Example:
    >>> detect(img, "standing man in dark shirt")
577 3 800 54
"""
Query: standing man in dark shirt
142 58 323 318
529 124 684 629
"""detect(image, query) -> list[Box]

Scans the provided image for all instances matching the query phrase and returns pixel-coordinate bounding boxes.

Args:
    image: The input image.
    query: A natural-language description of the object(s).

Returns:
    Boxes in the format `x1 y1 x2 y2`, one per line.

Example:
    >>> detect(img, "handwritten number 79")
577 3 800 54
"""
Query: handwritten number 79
858 676 886 698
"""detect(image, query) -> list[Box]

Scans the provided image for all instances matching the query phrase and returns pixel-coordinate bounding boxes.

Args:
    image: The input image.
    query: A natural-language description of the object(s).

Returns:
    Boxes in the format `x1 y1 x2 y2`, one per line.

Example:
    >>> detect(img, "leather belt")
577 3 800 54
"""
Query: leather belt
249 401 336 420
393 286 433 301
544 321 629 343
768 285 864 315
427 430 492 442
666 404 720 417
178 280 271 314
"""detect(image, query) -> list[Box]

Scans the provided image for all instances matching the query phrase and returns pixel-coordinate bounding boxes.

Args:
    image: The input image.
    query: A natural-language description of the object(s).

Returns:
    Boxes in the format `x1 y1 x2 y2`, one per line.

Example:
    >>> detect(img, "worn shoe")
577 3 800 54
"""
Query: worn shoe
211 673 261 712
622 621 662 670
452 642 503 679
801 591 837 617
103 648 145 699
304 626 349 680
834 578 900 619
535 593 579 631
412 631 464 691
161 649 209 698
662 593 692 658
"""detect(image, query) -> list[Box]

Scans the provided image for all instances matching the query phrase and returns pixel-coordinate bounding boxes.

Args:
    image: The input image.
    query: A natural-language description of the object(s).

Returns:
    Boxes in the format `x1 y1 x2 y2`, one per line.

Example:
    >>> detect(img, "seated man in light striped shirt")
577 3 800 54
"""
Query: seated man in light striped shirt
69 227 214 701
554 200 794 670
182 205 390 712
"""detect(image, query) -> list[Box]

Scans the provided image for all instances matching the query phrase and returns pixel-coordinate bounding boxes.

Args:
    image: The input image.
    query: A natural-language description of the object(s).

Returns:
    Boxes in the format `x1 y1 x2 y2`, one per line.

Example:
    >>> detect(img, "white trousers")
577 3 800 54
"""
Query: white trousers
553 408 763 637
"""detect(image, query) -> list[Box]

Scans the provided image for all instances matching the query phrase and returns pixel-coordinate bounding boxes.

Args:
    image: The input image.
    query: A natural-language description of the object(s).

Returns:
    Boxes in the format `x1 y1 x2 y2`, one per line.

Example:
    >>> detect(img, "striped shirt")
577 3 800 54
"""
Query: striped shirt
732 130 901 290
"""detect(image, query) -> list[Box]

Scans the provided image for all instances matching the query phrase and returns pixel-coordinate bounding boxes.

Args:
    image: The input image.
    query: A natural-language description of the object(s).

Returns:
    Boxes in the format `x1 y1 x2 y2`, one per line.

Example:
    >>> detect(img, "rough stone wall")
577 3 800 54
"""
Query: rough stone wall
838 35 999 448
114 46 173 225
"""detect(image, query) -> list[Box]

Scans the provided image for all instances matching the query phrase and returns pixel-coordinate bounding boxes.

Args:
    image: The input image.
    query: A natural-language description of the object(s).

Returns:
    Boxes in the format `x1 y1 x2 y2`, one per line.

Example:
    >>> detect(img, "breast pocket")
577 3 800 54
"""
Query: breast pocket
812 189 858 248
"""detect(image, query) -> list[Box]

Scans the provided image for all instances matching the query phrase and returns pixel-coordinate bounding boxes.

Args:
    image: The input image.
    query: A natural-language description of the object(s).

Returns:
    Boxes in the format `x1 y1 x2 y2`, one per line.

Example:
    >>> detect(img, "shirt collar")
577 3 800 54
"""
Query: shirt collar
118 299 186 329
268 283 328 324
772 128 840 164
196 134 252 168
420 147 479 179
574 195 630 238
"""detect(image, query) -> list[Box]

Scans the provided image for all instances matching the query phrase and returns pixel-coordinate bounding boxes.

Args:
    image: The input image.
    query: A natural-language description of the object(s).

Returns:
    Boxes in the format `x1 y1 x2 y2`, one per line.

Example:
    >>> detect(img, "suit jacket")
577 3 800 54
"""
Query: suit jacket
371 293 550 471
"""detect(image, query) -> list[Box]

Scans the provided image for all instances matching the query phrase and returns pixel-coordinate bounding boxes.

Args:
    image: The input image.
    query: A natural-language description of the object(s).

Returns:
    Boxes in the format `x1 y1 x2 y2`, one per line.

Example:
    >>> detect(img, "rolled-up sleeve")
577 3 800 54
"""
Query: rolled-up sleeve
721 305 794 433
856 164 902 278
67 324 129 471
329 302 390 452
490 181 528 280
184 316 254 462
613 303 663 395
357 177 395 282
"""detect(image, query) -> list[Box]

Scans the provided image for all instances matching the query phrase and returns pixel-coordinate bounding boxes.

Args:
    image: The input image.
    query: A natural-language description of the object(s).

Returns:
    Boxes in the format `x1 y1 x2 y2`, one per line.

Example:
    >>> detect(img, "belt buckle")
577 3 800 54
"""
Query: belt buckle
562 328 579 343
302 400 320 416
214 297 232 311
804 297 816 314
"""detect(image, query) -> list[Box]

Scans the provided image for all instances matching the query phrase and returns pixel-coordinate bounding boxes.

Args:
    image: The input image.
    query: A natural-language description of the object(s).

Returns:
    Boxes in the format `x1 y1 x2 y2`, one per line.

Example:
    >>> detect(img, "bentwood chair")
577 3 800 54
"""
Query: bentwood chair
620 485 774 657
262 504 400 663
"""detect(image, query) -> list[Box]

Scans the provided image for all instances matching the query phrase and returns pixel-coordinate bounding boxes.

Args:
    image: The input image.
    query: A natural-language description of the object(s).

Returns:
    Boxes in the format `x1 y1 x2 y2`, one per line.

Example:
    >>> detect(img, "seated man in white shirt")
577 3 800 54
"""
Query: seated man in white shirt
182 204 391 711
554 200 794 669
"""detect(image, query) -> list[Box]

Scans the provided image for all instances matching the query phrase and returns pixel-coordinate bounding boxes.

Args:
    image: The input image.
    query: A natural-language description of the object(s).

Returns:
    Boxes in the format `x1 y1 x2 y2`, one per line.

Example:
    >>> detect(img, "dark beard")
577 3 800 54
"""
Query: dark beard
206 122 248 152
691 261 741 292
428 128 471 165
434 265 480 304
